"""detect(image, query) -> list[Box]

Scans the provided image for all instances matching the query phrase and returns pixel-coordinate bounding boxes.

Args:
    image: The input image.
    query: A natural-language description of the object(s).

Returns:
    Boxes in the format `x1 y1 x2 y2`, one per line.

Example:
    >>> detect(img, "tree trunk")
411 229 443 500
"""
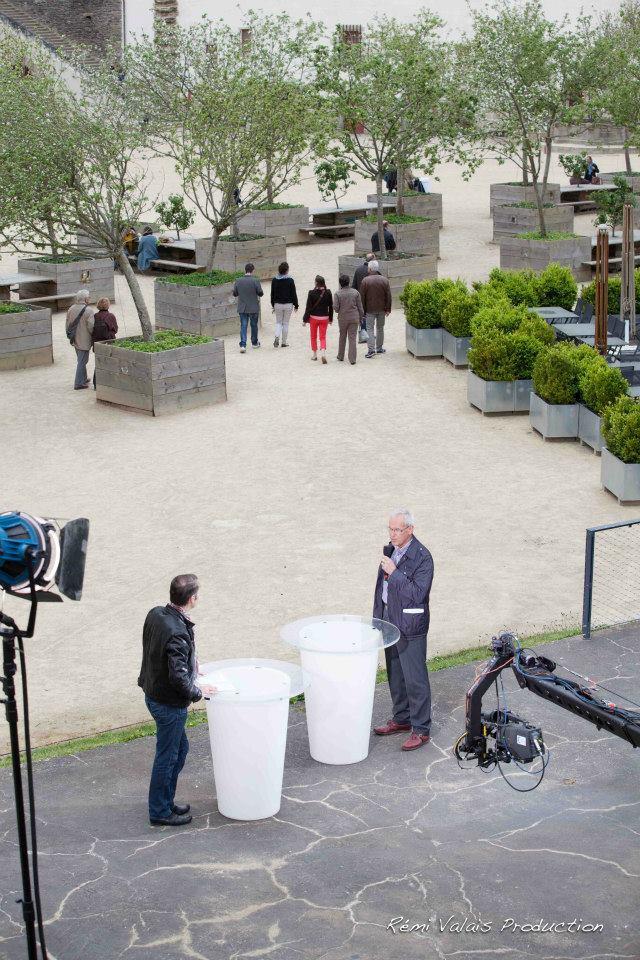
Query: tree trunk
205 229 220 272
376 172 386 261
116 249 153 341
45 212 58 258
266 156 274 204
532 178 547 237
396 166 405 217
176 226 181 239
522 145 529 185
542 136 552 189
624 143 633 175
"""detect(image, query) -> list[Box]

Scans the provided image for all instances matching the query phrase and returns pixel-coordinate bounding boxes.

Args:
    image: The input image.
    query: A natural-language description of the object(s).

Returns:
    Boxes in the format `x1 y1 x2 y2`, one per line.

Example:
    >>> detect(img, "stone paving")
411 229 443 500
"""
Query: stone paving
1 626 638 960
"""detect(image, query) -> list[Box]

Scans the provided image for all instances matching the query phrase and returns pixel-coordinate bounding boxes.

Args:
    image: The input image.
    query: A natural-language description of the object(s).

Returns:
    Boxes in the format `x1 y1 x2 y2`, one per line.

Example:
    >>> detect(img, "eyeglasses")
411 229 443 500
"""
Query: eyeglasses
388 526 408 535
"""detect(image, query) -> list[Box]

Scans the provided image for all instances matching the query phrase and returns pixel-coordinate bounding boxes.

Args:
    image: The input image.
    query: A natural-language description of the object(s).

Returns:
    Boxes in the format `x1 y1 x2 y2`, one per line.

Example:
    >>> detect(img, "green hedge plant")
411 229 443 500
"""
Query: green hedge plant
579 360 628 417
485 267 539 307
532 342 599 405
536 263 578 311
602 396 640 463
468 328 544 381
470 302 532 336
582 271 640 314
441 288 476 338
0 302 30 314
401 278 466 329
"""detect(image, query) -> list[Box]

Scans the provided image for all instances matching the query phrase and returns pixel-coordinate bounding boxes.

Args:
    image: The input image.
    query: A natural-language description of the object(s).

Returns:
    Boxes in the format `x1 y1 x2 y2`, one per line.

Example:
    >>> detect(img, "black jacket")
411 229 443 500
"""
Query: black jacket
302 287 333 322
371 228 396 253
271 276 298 309
373 537 434 639
352 261 369 292
138 604 202 707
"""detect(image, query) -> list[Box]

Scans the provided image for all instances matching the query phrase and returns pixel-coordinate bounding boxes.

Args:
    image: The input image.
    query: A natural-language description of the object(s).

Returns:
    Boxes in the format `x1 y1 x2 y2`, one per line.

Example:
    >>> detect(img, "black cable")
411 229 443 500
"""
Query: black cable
17 636 48 960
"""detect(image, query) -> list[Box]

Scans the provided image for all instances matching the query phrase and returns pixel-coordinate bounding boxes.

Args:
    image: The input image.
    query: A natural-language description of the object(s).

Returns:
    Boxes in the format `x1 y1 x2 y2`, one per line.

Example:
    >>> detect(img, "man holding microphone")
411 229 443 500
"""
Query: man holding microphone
373 509 434 751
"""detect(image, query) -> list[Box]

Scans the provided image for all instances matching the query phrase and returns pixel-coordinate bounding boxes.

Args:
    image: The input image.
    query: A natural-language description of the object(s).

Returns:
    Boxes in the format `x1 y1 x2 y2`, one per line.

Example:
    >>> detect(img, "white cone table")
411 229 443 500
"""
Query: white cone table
281 615 400 765
199 658 306 821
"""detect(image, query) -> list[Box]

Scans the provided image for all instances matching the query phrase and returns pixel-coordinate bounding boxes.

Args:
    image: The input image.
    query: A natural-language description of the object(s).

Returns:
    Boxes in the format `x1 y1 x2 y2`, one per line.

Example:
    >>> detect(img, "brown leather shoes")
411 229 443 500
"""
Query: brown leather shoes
401 731 430 751
374 719 412 736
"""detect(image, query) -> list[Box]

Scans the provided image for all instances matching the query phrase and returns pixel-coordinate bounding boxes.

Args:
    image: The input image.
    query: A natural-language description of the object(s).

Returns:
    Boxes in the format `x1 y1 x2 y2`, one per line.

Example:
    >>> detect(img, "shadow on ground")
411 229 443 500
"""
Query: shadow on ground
1 627 639 960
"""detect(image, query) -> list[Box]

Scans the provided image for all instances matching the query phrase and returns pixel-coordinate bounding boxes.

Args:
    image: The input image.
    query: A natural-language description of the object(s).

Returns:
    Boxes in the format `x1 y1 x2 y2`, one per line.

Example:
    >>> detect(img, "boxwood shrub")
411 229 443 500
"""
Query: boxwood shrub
579 360 628 416
602 395 640 463
536 263 578 311
484 267 539 307
468 328 543 381
470 302 532 336
441 288 477 338
401 278 466 329
532 342 600 405
581 270 640 314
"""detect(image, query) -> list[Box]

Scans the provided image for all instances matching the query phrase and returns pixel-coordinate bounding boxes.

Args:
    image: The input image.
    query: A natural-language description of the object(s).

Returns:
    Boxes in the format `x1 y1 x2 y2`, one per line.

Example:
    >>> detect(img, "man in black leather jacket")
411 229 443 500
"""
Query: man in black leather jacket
138 574 215 826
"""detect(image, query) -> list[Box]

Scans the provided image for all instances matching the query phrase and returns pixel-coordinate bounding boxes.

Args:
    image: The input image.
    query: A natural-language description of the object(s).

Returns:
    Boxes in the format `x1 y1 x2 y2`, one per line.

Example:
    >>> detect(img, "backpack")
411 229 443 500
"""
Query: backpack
92 313 114 344
66 305 87 344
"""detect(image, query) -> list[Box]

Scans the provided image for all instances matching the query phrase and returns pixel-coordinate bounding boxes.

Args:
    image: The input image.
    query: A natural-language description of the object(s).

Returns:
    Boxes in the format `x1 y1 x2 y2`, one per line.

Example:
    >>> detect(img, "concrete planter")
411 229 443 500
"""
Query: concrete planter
489 183 561 215
355 218 439 259
578 405 605 453
0 306 52 370
95 339 227 416
236 206 309 244
467 371 533 414
601 447 640 503
529 392 579 439
212 236 286 281
405 322 443 358
492 204 574 241
599 172 640 193
154 279 238 338
366 193 443 227
499 235 592 281
338 254 437 307
17 256 115 305
442 330 471 367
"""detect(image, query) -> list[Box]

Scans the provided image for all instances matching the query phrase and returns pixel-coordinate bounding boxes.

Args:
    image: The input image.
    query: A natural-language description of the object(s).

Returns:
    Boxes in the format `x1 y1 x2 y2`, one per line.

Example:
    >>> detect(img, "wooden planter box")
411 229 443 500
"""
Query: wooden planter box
354 219 439 259
499 235 592 281
212 236 286 281
366 193 443 227
489 183 561 215
17 257 115 306
442 330 471 367
95 339 227 416
405 323 443 357
154 279 238 338
529 392 579 439
467 371 533 414
236 206 309 244
599 173 640 193
578 405 605 453
492 204 574 241
338 254 437 307
601 447 640 503
0 306 52 371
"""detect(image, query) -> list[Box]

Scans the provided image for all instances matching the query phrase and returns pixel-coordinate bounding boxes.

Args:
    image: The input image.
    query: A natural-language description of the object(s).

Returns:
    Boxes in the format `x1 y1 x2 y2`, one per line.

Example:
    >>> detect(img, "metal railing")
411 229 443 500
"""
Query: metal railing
582 518 640 638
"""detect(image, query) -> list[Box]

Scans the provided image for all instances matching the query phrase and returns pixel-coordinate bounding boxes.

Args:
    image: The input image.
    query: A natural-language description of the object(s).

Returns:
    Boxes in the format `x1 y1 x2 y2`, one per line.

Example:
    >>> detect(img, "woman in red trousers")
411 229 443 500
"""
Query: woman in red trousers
302 275 333 363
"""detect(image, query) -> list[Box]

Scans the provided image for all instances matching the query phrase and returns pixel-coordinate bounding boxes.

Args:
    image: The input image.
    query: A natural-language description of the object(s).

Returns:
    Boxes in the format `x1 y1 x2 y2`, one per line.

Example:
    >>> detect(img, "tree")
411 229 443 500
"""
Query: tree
0 35 156 339
315 15 477 258
155 194 195 239
131 15 326 271
314 155 354 208
465 0 595 236
594 175 637 235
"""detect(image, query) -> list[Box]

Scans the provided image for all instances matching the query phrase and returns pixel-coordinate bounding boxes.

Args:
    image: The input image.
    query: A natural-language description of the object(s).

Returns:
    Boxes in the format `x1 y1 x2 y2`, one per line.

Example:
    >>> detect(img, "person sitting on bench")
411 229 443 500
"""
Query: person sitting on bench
137 227 159 272
371 220 397 254
584 156 600 184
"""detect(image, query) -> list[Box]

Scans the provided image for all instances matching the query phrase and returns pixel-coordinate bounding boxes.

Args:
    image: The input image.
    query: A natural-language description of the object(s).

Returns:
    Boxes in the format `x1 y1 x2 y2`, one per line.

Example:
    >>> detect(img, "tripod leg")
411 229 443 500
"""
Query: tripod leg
2 634 38 960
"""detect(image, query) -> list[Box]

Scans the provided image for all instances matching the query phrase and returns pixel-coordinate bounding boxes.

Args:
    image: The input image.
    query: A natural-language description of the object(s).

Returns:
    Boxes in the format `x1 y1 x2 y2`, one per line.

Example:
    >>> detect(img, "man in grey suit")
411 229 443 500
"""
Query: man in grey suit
373 508 434 751
232 262 263 353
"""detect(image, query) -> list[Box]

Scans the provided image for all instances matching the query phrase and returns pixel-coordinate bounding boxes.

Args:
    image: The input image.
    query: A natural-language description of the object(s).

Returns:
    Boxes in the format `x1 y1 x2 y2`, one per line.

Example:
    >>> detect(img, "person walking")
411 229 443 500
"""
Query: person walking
270 261 298 348
232 262 263 353
137 226 159 272
138 574 216 826
302 275 333 363
373 509 434 752
90 297 118 389
334 274 364 365
65 289 96 390
352 253 374 343
371 220 397 254
360 260 392 358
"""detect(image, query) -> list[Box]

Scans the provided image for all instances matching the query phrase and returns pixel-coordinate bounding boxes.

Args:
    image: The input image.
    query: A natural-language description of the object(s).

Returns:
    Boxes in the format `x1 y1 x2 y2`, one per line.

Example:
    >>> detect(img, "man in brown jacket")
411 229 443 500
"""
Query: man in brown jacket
65 289 96 390
360 261 392 358
333 274 364 364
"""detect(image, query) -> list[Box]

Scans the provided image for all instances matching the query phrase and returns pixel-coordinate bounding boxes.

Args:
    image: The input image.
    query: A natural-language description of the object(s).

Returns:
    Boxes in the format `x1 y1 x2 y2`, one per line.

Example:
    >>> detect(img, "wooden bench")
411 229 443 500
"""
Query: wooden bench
150 259 202 272
581 254 640 268
299 224 355 236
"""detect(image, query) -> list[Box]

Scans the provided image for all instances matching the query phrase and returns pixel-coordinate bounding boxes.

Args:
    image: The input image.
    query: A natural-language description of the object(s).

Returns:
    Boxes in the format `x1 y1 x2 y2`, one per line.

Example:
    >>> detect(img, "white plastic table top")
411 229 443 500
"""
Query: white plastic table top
199 658 307 702
281 615 400 654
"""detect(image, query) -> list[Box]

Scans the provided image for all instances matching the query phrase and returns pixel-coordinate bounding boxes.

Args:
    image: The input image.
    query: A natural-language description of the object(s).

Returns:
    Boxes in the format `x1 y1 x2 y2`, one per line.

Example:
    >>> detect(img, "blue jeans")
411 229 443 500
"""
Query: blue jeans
145 696 189 820
74 348 90 388
239 313 259 347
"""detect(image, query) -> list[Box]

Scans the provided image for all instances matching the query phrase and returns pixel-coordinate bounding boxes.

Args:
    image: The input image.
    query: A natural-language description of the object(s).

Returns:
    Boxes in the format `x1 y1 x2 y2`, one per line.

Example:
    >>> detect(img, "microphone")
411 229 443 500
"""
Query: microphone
382 543 394 580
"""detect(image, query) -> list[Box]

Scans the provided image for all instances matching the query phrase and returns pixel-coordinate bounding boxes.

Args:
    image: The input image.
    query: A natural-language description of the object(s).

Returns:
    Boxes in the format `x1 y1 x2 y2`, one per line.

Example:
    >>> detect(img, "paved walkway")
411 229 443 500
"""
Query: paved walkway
1 627 638 959
0 153 637 749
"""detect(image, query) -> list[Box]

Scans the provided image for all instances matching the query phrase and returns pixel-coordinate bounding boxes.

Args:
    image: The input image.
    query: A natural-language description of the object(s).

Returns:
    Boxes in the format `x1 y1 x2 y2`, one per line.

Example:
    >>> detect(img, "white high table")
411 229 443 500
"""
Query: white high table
281 615 400 765
199 658 306 821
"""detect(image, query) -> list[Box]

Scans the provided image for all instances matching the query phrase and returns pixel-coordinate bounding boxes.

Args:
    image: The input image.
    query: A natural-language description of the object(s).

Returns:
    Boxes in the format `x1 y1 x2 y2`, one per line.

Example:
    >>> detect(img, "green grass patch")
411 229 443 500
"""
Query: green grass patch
0 625 581 768
519 231 578 241
219 233 265 242
31 255 85 263
0 301 30 314
249 202 303 211
157 269 242 287
115 330 212 352
502 202 555 209
364 213 429 224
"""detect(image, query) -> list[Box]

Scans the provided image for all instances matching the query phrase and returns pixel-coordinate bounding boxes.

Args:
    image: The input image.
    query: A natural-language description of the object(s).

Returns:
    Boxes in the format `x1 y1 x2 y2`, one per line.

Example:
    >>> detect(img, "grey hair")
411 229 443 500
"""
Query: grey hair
76 289 90 302
390 507 415 528
368 259 379 272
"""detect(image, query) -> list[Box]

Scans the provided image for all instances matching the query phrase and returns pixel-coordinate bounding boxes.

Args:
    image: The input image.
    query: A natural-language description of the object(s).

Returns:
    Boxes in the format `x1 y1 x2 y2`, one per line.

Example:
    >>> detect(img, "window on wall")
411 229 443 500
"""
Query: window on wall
240 27 252 48
339 24 362 44
154 0 178 26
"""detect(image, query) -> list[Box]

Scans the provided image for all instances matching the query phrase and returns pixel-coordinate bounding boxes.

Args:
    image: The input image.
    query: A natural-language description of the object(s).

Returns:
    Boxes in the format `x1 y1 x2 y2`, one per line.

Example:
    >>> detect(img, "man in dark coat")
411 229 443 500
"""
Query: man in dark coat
138 574 215 825
371 220 397 254
373 509 434 751
351 253 374 343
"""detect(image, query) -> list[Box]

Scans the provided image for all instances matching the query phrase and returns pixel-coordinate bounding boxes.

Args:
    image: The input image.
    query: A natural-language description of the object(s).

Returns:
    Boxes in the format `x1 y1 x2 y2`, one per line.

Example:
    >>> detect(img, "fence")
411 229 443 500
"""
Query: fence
582 518 640 639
